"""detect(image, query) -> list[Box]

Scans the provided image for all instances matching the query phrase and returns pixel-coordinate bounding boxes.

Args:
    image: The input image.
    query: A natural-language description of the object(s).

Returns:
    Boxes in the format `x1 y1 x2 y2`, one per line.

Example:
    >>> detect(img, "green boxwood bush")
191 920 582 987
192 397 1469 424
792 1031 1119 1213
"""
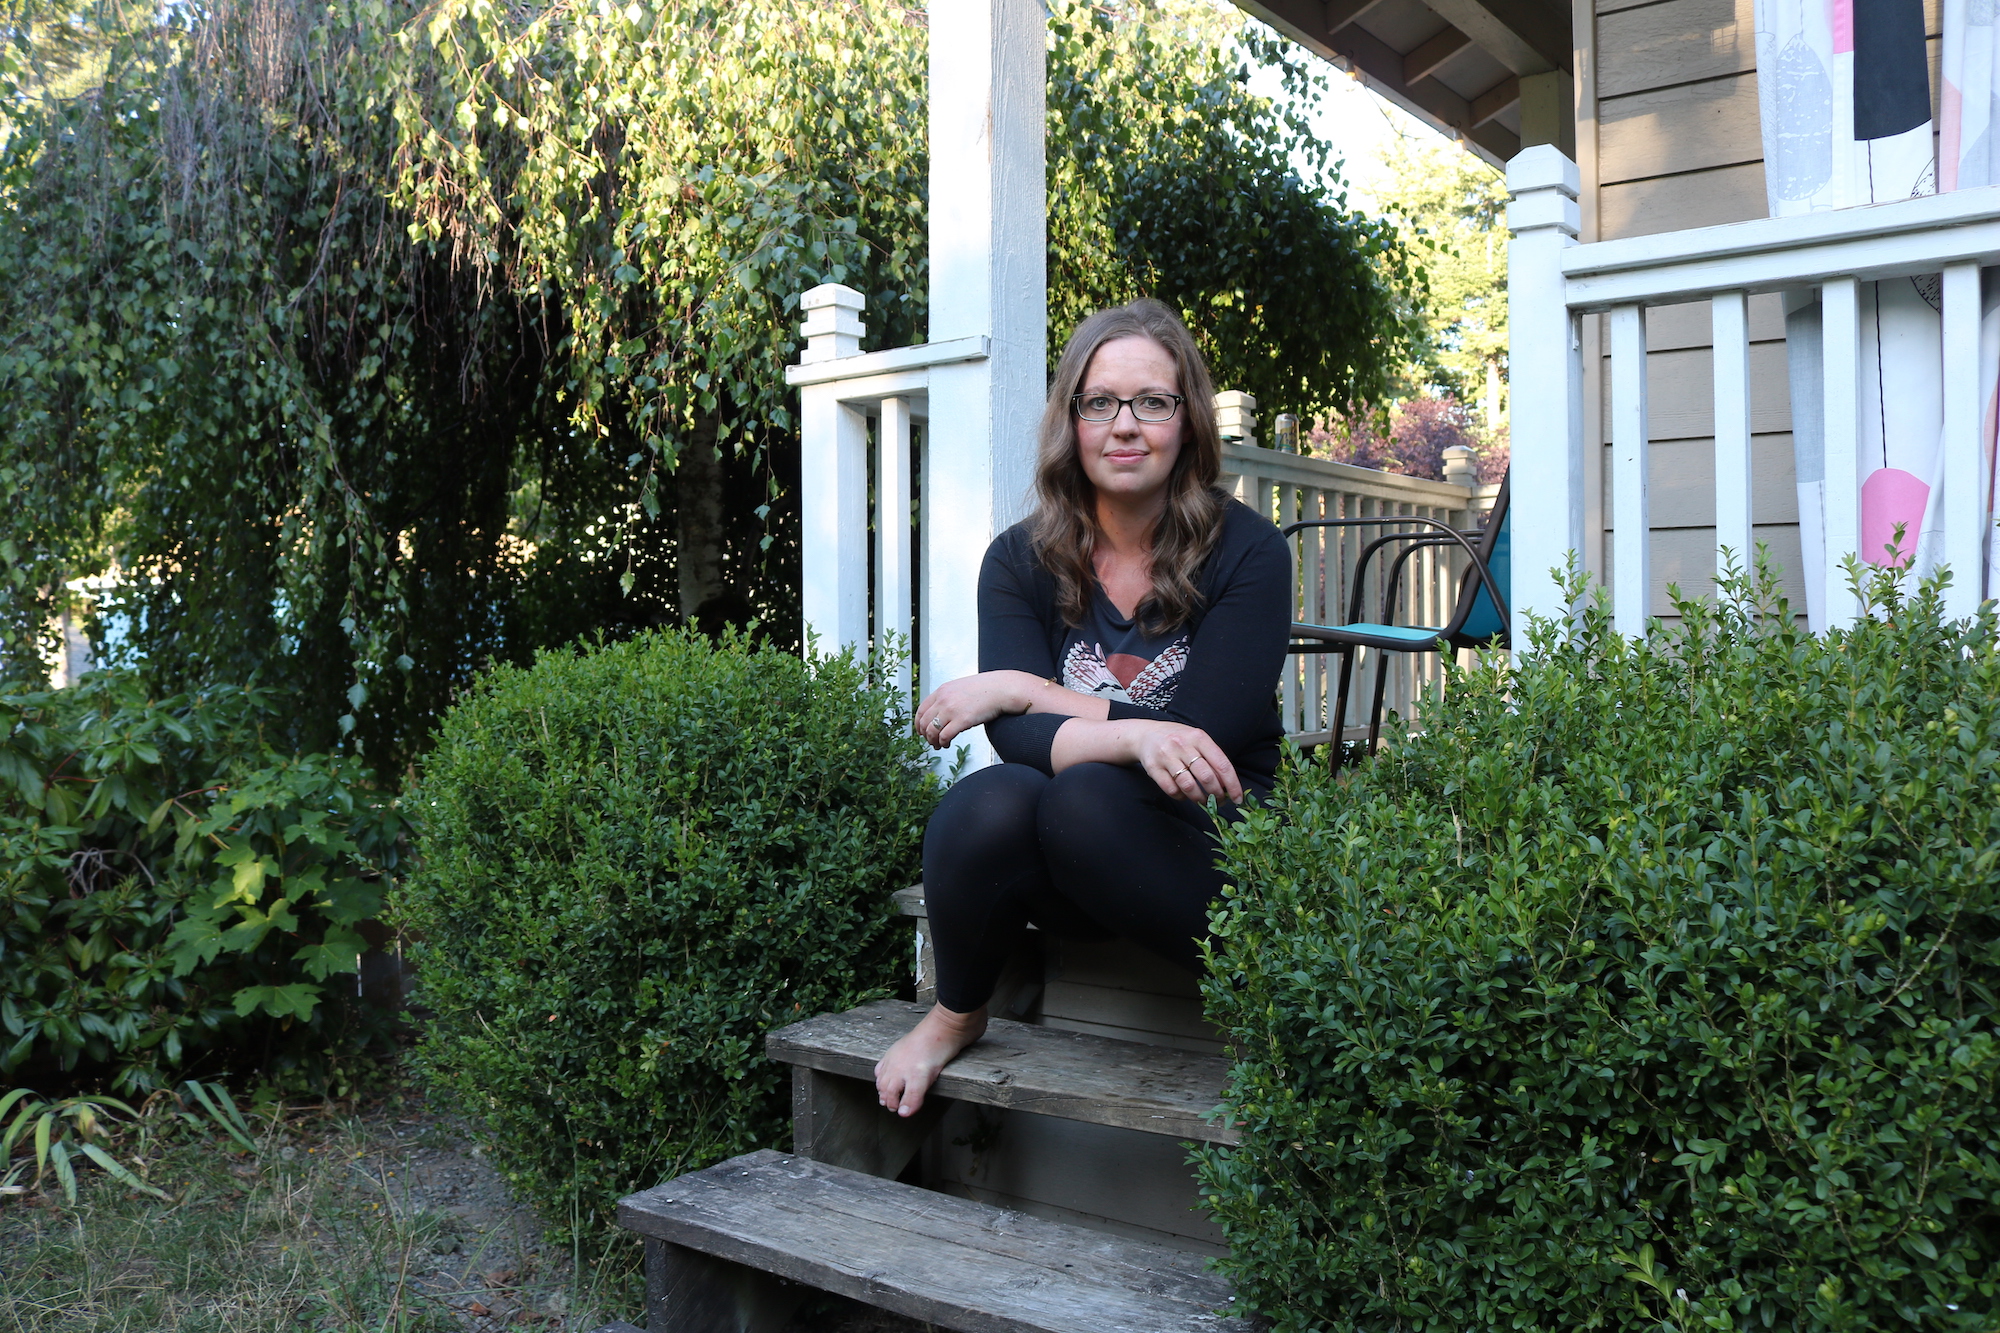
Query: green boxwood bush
1201 566 2000 1332
1 671 405 1091
396 630 934 1235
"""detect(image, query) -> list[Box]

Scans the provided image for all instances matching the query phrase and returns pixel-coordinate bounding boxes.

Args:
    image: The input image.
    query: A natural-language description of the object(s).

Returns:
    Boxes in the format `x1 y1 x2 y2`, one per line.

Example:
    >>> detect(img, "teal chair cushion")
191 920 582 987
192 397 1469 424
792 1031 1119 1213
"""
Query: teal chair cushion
1300 622 1448 644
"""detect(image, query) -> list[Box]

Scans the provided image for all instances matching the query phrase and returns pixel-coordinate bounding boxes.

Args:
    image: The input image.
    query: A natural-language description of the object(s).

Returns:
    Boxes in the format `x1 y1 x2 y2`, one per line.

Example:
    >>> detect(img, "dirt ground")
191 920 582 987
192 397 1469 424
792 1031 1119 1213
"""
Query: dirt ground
0 1090 936 1333
358 1104 936 1332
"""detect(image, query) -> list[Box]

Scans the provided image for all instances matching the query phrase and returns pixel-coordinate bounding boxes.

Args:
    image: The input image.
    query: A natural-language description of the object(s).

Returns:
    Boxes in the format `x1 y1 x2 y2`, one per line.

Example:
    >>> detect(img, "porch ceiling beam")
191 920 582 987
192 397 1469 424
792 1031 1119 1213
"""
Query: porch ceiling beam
1322 0 1388 32
1333 25 1466 121
1232 0 1514 167
1403 27 1471 85
1467 121 1522 161
1415 0 1568 76
1470 74 1521 126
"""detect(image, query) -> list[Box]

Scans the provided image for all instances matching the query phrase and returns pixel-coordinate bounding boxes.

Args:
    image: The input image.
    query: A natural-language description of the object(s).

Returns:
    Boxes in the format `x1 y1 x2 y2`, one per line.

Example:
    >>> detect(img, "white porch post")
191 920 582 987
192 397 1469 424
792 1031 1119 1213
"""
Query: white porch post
1504 146 1584 645
923 0 1046 769
798 284 870 652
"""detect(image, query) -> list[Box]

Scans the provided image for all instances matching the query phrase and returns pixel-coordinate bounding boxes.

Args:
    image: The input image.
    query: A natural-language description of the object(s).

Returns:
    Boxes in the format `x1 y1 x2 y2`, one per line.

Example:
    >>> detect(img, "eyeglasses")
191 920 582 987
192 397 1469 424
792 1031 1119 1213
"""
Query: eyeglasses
1070 392 1185 424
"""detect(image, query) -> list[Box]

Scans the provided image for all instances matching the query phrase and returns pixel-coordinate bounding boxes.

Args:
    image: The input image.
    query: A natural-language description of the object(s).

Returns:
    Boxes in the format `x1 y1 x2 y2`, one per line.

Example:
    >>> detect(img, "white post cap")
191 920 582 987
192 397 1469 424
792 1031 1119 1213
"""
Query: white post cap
1504 146 1581 239
1214 390 1258 446
1441 444 1479 486
799 284 866 364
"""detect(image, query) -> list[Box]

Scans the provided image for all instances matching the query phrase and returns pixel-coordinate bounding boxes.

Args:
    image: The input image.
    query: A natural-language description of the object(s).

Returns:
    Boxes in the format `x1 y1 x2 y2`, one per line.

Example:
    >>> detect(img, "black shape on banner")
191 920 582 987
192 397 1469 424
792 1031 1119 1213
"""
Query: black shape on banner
1852 0 1931 140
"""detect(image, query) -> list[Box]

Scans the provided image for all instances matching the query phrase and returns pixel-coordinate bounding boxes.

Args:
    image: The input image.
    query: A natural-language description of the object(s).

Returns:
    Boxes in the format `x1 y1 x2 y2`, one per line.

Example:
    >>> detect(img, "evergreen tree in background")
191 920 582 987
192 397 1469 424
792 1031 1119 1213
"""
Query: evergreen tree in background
1380 129 1509 424
1310 127 1509 481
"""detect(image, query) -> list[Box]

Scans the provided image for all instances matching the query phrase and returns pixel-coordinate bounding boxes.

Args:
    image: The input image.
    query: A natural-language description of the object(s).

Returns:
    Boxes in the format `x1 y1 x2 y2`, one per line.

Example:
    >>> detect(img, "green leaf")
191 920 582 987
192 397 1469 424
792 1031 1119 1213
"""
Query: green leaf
182 1080 258 1152
230 856 270 902
293 924 367 980
229 983 322 1020
78 1142 169 1200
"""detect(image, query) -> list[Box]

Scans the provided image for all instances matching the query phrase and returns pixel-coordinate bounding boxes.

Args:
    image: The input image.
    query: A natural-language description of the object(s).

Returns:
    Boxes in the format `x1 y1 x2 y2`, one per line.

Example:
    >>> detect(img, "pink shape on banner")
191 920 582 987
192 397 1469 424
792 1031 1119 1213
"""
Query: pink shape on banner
1833 0 1852 51
1860 467 1929 566
1942 80 1964 190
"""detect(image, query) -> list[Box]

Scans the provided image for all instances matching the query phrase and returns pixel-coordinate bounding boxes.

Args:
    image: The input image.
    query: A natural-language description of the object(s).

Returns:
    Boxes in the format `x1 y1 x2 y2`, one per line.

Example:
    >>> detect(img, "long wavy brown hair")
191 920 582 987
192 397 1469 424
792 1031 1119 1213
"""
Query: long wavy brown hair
1030 299 1227 633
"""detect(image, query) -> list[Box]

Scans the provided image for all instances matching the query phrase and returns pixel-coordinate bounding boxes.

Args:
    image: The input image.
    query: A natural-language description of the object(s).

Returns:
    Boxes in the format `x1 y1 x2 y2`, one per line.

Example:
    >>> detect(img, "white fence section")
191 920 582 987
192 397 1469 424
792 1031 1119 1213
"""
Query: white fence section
788 284 990 705
790 284 1496 749
1507 144 2000 634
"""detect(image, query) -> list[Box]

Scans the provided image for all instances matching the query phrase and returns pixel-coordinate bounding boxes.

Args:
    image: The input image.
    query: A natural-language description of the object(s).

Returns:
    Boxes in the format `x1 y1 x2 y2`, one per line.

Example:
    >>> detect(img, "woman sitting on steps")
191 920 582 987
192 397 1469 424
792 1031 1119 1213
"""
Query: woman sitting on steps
874 299 1292 1117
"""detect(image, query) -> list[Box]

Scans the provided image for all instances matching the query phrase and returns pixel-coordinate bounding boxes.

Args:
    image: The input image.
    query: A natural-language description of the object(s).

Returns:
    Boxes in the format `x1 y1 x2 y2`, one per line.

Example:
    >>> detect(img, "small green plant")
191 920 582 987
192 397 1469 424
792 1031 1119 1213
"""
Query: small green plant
0 670 406 1090
0 1079 253 1203
396 629 935 1240
0 1087 165 1203
1200 558 2000 1332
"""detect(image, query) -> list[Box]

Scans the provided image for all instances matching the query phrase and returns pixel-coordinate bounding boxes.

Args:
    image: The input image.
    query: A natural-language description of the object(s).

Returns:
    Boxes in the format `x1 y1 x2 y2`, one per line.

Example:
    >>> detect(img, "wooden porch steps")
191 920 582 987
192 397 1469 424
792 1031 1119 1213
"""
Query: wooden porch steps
618 1150 1254 1333
610 889 1248 1330
766 997 1237 1145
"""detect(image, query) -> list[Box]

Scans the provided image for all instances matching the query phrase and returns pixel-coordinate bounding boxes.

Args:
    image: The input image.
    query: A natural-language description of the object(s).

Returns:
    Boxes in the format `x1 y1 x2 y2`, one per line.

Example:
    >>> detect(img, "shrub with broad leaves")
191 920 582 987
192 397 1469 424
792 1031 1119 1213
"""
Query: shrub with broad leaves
1 671 404 1091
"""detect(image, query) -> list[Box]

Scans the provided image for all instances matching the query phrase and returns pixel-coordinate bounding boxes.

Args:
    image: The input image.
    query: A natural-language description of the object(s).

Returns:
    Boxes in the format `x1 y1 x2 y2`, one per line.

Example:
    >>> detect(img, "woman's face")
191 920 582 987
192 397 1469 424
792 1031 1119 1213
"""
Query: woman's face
1074 335 1187 510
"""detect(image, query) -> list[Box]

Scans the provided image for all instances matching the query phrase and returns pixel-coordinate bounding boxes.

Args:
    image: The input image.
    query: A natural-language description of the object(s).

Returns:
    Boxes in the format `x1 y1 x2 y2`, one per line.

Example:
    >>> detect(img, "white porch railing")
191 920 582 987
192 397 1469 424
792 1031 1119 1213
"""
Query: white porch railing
786 284 992 706
1507 145 2000 635
789 283 1496 749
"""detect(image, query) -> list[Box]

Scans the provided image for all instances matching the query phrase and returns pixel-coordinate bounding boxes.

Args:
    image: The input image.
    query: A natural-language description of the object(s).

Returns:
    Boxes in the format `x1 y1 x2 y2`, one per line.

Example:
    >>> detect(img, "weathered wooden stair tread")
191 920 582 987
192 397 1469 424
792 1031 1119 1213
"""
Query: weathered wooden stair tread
767 998 1236 1144
619 1150 1253 1333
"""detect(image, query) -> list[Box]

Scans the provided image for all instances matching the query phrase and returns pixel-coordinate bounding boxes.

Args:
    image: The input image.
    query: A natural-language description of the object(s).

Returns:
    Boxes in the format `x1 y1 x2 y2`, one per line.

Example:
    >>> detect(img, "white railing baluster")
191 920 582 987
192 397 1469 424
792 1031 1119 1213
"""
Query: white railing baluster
1278 481 1300 732
1941 262 1984 619
1610 303 1651 635
1711 290 1753 587
1821 276 1862 627
1305 487 1325 735
876 396 914 692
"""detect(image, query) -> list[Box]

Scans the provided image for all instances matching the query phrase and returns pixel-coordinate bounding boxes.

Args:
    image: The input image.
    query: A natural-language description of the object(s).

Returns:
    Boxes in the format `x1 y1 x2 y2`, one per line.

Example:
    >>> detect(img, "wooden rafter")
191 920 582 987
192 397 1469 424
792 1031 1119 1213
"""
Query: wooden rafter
1403 27 1472 86
1470 74 1521 127
1235 0 1573 165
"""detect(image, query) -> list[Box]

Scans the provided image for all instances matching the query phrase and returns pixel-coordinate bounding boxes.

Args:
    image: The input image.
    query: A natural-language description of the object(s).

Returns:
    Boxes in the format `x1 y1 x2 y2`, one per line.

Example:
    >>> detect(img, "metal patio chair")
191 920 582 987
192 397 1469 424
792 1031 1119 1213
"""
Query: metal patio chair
1282 473 1510 767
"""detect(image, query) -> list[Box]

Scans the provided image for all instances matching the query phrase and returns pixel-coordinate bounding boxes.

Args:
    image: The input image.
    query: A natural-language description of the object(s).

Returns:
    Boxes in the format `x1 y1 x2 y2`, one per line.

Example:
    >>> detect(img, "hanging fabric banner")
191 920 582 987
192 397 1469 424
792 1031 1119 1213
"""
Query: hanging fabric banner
1756 0 1945 629
1760 0 2000 622
1940 0 2000 602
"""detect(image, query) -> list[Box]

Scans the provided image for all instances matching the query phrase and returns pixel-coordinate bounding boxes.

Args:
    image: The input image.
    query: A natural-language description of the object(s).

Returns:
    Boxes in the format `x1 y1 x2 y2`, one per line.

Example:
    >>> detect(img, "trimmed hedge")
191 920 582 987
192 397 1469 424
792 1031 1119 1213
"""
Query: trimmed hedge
396 630 934 1236
1200 566 2000 1332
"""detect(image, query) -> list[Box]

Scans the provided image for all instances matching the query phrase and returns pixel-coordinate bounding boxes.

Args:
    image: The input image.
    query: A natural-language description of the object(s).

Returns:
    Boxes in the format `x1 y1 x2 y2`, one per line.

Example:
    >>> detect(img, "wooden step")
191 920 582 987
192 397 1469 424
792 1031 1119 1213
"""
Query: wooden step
617 1149 1254 1333
766 997 1236 1145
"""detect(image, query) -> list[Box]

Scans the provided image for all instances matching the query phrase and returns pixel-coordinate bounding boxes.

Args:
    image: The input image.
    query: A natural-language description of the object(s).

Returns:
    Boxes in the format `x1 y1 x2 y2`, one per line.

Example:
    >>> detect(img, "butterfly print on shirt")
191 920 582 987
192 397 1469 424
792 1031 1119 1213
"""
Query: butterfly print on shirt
1060 636 1188 709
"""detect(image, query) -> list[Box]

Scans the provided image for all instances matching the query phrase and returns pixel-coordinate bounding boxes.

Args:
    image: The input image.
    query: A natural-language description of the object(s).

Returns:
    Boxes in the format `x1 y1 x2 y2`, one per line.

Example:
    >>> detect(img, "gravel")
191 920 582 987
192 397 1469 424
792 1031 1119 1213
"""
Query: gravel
350 1104 935 1332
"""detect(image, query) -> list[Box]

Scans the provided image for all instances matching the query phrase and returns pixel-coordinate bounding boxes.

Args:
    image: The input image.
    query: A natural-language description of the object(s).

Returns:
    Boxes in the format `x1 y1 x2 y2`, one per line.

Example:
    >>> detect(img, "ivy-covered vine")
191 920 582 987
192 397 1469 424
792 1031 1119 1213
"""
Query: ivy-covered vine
0 0 1422 770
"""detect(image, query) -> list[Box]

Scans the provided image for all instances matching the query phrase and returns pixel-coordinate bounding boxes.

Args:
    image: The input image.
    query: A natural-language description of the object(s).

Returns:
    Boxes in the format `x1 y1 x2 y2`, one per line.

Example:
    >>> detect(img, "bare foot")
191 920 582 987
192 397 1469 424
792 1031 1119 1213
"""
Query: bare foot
874 1003 988 1118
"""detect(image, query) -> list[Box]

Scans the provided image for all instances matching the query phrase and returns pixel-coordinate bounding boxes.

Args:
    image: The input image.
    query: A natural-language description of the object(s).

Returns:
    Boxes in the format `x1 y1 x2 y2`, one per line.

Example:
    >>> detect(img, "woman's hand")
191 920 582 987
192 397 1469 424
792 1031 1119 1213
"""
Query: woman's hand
915 671 1044 749
1130 722 1243 803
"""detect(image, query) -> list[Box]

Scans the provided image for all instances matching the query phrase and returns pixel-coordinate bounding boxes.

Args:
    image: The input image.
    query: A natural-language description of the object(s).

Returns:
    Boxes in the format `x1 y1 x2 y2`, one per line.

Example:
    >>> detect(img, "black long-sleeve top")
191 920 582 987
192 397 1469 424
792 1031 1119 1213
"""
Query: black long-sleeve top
979 498 1293 791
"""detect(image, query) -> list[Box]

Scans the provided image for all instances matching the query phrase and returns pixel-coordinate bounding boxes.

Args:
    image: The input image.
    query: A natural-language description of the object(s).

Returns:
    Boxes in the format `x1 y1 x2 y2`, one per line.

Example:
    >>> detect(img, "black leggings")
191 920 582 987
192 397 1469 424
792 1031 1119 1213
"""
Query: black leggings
922 761 1244 1014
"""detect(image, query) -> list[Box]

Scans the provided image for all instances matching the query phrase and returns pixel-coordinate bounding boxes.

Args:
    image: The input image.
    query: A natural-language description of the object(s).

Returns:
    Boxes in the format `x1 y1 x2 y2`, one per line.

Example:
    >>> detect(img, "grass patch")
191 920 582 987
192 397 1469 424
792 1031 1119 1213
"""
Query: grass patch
0 1095 639 1332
